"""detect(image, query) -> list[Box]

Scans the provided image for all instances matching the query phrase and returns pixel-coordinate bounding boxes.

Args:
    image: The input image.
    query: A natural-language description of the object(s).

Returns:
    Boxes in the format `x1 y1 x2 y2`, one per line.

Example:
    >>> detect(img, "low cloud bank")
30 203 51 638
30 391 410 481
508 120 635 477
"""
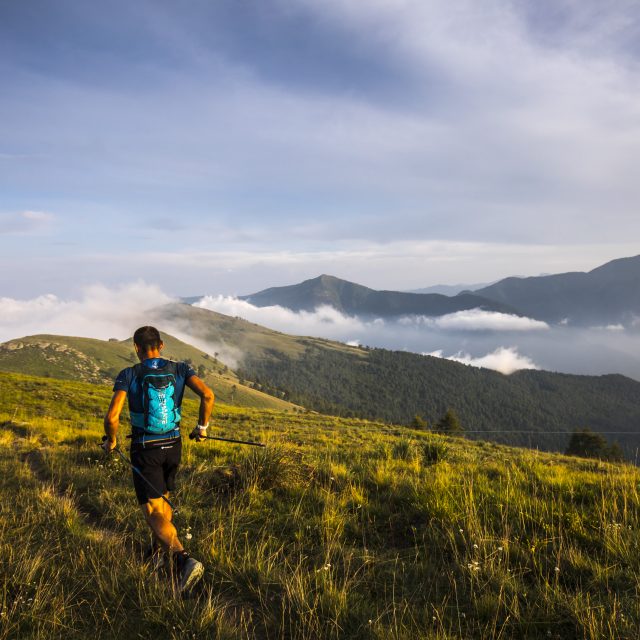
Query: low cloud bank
1 284 639 380
195 296 548 334
0 282 173 343
426 347 539 375
401 309 550 332
194 296 369 335
191 296 640 379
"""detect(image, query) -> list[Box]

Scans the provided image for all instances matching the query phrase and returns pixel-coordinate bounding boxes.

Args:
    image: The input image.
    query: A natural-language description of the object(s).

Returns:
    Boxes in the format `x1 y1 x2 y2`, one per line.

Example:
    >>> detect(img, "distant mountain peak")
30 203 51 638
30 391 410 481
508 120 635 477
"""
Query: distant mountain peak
241 274 516 317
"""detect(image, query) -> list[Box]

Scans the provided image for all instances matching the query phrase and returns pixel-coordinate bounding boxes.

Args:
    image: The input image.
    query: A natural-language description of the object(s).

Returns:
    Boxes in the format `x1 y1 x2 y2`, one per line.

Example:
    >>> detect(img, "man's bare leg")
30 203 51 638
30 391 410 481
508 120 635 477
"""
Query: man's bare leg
141 495 203 591
141 496 183 553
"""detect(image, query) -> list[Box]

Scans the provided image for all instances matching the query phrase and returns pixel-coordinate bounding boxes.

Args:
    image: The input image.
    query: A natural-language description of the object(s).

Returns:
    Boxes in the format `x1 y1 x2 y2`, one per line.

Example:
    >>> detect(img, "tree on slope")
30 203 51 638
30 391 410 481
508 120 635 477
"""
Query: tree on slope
410 414 428 430
435 408 464 435
565 428 624 462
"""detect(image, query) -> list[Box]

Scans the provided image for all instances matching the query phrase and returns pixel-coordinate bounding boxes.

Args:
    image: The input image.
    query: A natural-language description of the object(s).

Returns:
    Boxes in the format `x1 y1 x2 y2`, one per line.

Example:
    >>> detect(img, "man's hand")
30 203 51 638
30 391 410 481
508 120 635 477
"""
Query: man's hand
189 424 208 442
101 435 117 454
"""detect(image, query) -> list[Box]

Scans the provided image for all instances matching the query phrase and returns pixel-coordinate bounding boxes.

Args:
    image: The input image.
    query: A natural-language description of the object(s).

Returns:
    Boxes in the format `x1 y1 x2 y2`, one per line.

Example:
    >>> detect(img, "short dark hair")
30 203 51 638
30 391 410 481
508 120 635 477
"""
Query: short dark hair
133 326 162 353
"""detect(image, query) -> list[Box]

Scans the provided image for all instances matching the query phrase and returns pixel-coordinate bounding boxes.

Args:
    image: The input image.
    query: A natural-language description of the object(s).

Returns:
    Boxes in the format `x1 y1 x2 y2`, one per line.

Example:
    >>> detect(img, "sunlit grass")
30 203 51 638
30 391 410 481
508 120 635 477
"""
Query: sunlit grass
1 371 639 638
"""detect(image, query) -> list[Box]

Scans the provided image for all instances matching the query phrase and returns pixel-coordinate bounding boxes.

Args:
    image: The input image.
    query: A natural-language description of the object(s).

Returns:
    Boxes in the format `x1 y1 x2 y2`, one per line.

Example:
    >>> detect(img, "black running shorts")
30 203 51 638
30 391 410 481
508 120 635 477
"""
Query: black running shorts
130 439 182 505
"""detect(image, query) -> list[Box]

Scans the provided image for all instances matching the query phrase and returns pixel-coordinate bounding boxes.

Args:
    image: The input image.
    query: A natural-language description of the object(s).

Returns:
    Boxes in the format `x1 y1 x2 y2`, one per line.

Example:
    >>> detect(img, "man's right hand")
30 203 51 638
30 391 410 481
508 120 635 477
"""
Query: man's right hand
101 435 117 454
189 425 208 442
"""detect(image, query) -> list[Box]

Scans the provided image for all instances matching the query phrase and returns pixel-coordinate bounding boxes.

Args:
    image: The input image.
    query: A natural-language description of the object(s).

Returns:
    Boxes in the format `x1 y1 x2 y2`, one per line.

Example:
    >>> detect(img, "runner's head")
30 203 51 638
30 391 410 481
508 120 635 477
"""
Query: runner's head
133 326 164 359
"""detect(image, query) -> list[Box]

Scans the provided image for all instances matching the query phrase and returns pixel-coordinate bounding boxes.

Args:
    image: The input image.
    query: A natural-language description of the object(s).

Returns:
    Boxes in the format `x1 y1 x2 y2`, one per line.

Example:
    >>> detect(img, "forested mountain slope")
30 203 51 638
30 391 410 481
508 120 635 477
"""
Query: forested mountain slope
475 254 640 325
239 343 640 455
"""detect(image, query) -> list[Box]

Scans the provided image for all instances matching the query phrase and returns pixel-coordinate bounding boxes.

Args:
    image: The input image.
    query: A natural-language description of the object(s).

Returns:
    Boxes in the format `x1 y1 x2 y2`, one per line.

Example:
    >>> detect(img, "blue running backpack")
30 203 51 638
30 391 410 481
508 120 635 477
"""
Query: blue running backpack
130 361 181 436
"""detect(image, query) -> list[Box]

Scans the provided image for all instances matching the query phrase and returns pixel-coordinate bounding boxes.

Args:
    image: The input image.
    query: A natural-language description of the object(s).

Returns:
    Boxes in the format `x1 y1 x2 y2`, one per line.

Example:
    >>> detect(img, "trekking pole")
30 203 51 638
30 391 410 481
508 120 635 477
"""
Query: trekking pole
189 433 266 447
100 436 179 514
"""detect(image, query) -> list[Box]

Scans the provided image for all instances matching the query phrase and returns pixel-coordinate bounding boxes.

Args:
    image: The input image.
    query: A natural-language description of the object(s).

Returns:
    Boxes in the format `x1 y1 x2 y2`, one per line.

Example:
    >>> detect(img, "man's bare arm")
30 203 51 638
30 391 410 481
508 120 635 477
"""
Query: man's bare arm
185 376 215 434
103 390 127 452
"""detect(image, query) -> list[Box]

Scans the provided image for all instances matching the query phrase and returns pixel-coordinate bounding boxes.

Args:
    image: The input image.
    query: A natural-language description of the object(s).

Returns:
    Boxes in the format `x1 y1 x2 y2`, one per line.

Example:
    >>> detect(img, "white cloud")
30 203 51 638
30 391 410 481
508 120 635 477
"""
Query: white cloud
280 0 640 241
0 210 54 234
426 346 539 374
592 323 626 332
191 297 552 374
400 309 549 332
194 296 368 336
0 282 173 343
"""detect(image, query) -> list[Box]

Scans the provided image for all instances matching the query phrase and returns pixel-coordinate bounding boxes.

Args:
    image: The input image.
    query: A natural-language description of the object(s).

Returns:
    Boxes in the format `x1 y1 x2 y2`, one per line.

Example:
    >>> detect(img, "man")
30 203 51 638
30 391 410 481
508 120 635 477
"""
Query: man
102 326 214 593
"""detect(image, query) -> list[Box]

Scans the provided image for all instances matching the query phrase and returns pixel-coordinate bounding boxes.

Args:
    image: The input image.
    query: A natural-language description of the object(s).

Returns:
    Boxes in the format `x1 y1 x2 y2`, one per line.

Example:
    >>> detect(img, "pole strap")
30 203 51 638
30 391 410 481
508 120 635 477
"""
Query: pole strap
188 433 266 447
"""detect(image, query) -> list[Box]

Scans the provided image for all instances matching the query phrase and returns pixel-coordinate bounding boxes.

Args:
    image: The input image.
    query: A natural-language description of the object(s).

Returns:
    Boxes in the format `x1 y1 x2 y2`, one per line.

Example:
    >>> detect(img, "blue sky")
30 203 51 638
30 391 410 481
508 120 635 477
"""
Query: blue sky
2 0 640 297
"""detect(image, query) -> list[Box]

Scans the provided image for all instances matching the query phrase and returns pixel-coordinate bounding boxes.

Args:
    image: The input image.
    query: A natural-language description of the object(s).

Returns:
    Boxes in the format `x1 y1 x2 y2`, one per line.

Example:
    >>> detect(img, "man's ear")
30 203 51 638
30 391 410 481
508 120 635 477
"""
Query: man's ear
159 341 164 352
134 342 141 355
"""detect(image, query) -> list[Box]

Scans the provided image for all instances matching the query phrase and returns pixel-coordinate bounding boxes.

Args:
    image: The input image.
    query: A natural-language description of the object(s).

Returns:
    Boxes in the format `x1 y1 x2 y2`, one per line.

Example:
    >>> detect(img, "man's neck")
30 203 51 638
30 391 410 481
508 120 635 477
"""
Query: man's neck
140 349 162 362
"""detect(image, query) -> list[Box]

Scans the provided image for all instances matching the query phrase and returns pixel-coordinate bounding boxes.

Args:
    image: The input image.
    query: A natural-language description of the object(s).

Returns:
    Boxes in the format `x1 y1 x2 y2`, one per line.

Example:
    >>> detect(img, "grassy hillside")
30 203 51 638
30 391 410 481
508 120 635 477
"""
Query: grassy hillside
1 371 639 639
150 304 640 455
0 334 300 412
151 302 365 361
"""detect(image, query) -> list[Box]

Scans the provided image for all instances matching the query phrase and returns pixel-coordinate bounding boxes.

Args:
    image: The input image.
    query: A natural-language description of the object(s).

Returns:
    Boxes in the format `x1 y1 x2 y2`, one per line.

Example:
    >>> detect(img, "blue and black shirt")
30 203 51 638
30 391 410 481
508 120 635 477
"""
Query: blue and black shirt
113 358 196 447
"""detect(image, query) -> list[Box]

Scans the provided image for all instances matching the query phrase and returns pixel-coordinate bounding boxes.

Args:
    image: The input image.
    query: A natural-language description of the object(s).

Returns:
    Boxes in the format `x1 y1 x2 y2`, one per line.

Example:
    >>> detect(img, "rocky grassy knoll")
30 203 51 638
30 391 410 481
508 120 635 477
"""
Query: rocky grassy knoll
1 371 639 639
0 334 299 412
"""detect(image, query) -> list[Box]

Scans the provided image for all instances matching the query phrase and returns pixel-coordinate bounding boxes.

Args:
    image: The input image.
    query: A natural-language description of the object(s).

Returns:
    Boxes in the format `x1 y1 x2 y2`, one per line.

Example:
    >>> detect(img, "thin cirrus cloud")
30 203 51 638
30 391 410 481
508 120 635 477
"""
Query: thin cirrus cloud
1 0 640 300
0 211 54 234
1 0 640 255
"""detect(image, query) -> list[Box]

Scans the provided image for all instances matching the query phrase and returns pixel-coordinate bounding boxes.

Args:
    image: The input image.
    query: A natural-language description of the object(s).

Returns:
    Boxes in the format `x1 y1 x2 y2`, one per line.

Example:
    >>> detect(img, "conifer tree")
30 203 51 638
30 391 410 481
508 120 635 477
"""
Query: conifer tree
436 408 463 435
410 414 428 430
565 428 621 461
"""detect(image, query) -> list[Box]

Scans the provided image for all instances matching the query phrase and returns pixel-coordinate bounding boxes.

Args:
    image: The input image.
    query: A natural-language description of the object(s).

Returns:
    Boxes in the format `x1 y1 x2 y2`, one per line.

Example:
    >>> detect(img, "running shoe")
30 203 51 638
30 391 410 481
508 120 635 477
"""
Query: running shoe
176 553 204 593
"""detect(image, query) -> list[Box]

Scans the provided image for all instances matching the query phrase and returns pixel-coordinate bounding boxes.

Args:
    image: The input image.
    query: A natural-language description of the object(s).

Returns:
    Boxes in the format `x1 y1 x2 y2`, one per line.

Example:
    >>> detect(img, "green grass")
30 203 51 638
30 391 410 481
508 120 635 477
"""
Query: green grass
1 372 639 639
0 334 301 411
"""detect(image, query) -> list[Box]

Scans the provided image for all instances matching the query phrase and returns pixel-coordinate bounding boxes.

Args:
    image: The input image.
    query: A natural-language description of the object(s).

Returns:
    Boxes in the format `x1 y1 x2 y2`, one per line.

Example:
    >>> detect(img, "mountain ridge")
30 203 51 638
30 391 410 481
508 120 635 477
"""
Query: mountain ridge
236 254 640 326
240 274 519 317
475 254 640 325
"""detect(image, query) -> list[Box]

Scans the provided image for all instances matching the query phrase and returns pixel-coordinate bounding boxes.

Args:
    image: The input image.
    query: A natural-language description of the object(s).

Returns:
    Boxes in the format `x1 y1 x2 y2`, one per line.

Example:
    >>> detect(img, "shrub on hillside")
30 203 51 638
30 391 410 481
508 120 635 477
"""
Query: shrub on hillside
421 440 448 465
434 408 464 435
409 414 428 429
565 428 624 462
